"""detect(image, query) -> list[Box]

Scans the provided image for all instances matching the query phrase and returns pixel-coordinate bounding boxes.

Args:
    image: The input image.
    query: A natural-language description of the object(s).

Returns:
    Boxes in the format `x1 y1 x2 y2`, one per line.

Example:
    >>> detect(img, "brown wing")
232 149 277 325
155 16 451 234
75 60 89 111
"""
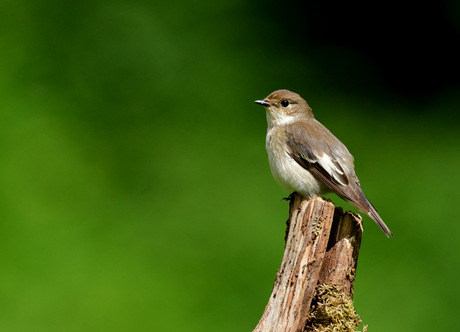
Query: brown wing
286 121 394 237
285 121 351 195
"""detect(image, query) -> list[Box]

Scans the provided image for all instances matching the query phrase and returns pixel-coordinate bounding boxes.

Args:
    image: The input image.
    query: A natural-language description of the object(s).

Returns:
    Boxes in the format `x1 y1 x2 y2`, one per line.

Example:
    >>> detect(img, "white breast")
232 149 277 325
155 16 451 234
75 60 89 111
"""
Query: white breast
266 127 323 197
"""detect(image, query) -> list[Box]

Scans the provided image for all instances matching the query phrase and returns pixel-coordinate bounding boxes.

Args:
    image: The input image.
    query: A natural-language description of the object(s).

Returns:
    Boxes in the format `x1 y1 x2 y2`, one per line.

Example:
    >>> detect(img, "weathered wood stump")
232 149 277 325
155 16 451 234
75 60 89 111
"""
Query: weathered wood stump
254 195 364 332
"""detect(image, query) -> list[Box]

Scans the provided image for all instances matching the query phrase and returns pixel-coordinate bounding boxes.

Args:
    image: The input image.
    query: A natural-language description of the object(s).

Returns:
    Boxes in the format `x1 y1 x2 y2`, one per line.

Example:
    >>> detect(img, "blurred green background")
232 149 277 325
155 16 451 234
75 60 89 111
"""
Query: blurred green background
1 0 459 331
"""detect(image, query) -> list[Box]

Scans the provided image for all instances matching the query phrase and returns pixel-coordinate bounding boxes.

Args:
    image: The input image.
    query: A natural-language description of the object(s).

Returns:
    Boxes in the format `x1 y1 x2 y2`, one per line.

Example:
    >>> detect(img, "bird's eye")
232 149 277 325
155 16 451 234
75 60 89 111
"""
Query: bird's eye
281 100 290 107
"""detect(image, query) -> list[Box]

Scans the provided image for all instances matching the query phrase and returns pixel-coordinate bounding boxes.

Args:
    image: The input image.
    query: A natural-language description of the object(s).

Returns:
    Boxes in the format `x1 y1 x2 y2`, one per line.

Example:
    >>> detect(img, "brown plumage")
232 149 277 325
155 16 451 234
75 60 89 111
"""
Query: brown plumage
255 89 393 237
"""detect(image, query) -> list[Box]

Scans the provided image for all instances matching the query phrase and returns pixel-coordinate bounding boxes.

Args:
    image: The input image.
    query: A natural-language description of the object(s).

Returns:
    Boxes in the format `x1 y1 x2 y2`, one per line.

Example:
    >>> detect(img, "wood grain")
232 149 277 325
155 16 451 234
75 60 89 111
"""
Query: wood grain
254 195 363 332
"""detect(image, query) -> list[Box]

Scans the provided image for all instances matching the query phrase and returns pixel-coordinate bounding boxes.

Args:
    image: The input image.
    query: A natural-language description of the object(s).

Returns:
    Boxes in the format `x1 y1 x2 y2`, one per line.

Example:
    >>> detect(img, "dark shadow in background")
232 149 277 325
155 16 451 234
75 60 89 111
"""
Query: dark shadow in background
256 1 460 107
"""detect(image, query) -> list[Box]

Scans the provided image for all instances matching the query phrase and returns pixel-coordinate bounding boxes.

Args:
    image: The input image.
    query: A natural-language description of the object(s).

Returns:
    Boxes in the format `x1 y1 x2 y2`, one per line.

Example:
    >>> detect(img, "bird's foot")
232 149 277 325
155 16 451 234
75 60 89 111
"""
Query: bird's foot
282 192 297 202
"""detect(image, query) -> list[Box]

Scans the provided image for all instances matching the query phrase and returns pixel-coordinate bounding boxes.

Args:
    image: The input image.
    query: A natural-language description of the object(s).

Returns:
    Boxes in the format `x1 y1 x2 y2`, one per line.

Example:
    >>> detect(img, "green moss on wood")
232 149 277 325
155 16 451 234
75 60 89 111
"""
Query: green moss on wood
305 284 365 332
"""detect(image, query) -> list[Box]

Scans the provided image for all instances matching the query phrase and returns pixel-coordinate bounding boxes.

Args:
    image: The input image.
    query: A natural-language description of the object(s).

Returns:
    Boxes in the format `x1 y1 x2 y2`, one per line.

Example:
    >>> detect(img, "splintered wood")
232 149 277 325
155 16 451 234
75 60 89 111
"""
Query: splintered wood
254 195 363 332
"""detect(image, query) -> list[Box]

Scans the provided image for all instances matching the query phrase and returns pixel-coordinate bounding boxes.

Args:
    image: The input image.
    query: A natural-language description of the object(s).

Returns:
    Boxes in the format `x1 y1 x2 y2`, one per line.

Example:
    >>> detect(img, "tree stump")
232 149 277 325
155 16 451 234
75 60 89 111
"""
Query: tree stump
254 195 364 332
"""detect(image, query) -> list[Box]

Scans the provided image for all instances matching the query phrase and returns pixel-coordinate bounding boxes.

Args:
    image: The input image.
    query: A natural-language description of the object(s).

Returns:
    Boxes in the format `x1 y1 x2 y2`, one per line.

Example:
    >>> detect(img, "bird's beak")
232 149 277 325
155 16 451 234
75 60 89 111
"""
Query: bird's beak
254 99 273 107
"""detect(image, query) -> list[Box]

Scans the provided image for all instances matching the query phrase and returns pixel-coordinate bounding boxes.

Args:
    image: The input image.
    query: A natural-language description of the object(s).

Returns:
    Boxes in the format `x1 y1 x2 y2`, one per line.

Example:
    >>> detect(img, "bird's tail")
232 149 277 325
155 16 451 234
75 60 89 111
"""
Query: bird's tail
366 201 393 238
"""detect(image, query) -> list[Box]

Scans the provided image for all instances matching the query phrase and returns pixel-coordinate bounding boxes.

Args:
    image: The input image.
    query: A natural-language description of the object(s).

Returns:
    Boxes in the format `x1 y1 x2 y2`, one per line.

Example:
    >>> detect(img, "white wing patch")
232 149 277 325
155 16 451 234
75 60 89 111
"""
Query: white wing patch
317 154 348 186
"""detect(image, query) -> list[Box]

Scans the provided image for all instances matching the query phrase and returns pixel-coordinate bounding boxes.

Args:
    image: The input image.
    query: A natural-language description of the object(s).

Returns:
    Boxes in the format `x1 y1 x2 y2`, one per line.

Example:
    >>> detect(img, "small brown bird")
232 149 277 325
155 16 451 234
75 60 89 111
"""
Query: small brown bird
255 89 393 237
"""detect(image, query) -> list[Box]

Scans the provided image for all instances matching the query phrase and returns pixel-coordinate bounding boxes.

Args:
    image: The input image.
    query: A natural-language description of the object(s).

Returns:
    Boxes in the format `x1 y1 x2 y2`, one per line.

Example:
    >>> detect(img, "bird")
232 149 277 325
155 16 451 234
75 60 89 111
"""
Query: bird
255 89 393 237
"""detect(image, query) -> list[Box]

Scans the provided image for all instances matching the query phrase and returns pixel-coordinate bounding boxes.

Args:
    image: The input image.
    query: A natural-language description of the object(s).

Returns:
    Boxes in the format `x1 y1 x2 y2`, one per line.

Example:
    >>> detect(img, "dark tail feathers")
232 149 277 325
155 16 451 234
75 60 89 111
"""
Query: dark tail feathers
367 203 393 237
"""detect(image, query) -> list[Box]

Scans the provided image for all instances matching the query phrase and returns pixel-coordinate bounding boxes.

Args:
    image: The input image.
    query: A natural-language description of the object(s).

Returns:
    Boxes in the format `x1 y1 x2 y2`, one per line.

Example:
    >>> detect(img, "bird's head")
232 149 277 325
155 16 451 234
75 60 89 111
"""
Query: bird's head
255 89 314 127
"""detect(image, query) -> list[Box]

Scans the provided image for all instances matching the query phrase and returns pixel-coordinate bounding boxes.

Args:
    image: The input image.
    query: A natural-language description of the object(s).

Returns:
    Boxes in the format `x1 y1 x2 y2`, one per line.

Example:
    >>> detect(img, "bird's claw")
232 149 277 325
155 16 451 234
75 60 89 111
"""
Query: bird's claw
282 192 296 202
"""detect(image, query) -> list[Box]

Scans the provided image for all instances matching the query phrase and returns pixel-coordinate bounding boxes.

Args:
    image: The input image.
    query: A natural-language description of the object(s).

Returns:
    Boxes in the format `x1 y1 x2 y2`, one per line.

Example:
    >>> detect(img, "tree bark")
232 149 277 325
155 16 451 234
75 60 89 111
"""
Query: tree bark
254 195 363 332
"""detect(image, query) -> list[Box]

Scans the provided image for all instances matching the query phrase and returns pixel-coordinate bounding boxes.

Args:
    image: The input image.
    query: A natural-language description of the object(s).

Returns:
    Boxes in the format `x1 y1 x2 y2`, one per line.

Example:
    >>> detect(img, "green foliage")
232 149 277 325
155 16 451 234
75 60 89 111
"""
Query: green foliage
0 1 459 331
